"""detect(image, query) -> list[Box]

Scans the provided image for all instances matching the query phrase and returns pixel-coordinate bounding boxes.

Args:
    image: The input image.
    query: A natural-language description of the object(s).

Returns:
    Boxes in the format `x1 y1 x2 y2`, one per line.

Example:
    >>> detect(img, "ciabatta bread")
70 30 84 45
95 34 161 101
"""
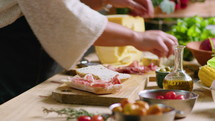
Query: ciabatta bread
75 65 130 82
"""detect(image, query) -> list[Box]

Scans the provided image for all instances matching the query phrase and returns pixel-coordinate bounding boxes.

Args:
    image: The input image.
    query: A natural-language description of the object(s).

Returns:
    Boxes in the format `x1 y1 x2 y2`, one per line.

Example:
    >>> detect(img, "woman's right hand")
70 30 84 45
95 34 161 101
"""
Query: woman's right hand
132 30 178 57
107 0 154 17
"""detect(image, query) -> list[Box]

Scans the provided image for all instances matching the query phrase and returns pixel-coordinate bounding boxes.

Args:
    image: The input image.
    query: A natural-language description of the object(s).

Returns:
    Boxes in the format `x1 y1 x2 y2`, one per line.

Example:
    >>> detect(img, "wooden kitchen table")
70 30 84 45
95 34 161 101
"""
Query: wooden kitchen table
0 73 215 121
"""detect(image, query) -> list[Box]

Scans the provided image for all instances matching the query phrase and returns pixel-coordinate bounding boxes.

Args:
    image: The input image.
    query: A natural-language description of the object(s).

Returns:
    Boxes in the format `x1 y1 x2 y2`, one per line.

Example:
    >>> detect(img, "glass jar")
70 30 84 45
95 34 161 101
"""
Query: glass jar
163 45 193 91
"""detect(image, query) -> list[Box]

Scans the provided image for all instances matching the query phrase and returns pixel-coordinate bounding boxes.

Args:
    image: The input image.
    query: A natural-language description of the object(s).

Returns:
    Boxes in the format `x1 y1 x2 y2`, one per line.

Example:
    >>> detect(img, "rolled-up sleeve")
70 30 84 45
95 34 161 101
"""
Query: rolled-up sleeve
17 0 107 70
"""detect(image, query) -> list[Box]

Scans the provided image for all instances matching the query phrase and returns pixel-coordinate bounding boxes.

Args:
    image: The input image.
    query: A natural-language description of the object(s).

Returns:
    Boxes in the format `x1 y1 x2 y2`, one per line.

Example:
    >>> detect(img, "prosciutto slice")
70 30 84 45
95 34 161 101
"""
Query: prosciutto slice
65 74 122 94
108 61 157 74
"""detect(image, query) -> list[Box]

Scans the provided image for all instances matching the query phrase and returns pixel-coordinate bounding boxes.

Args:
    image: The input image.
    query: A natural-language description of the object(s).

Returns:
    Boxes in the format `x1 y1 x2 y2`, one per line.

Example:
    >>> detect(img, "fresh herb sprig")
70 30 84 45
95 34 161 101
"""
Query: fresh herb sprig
43 108 94 120
43 108 110 121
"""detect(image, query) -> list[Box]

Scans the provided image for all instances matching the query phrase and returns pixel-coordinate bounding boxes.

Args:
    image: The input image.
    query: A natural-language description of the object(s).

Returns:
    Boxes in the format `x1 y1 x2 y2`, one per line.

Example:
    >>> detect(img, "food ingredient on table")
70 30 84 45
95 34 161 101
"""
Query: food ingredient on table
64 74 122 94
199 38 215 51
156 91 185 99
198 56 215 87
168 16 215 60
78 115 104 121
43 108 106 121
152 0 189 14
163 46 193 91
207 57 215 68
95 15 144 66
91 115 104 121
62 65 131 94
108 61 157 74
158 66 172 72
78 116 92 121
112 99 171 115
198 65 215 87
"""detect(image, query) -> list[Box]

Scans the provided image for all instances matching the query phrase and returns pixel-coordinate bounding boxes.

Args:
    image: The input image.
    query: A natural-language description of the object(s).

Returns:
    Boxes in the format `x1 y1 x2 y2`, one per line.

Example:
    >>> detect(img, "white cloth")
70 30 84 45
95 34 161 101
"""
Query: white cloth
0 0 107 70
0 0 22 28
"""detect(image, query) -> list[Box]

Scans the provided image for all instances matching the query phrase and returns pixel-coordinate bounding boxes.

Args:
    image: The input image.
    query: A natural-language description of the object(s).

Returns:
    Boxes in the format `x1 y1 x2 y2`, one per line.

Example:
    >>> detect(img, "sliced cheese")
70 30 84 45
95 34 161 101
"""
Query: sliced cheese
95 15 144 65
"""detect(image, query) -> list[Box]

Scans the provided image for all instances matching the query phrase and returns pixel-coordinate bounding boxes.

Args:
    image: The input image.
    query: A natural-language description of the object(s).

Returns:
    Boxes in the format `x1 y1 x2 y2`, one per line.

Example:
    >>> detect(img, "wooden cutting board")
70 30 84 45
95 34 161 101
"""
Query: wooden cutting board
52 74 151 106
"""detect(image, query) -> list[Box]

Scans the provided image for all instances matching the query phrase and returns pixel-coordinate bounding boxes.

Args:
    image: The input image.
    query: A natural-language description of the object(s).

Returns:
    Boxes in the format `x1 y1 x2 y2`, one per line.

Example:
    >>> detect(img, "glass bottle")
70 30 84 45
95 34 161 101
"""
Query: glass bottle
163 45 193 91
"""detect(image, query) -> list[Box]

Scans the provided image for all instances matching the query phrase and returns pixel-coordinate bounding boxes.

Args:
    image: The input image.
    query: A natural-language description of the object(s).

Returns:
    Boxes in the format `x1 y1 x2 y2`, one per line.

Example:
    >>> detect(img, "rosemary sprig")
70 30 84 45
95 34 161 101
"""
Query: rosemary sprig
43 108 94 120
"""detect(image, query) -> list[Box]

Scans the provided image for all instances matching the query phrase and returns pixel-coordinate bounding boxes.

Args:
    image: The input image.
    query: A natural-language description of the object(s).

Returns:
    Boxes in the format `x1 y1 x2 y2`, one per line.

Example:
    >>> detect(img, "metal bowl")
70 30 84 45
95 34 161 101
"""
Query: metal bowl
138 89 199 118
109 103 176 121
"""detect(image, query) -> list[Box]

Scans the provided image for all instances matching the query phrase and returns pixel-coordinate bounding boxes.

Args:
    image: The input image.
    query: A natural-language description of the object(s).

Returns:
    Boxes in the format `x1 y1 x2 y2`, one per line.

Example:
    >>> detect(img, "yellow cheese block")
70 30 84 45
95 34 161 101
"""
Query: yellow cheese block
95 15 144 65
107 15 145 32
141 52 160 66
95 46 143 65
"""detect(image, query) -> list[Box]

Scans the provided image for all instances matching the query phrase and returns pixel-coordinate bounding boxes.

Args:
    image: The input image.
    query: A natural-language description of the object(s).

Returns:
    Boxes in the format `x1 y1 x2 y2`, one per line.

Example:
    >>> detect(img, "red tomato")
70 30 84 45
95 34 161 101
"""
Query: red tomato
156 95 164 99
78 116 92 121
164 91 177 99
176 95 185 100
91 115 104 121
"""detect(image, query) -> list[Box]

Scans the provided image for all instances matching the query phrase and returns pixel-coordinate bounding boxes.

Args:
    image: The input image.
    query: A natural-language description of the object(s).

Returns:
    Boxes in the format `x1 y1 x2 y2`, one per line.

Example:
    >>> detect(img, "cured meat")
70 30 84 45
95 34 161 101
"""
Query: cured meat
65 74 122 94
108 61 157 74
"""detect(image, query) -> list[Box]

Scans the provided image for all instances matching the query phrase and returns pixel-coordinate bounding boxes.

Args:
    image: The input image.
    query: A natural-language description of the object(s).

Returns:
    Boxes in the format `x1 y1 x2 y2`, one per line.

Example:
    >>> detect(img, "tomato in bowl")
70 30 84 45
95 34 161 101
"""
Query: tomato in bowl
138 89 199 118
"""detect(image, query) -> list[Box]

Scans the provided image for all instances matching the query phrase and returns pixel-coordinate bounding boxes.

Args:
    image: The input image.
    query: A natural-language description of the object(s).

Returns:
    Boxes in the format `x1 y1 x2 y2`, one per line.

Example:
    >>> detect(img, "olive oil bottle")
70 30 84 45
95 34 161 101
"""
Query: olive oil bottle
163 45 193 91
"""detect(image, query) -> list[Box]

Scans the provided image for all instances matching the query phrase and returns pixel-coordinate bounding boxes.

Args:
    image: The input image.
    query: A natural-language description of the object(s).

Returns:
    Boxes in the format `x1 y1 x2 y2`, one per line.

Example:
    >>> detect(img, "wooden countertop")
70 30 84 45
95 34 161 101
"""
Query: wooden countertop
0 73 214 121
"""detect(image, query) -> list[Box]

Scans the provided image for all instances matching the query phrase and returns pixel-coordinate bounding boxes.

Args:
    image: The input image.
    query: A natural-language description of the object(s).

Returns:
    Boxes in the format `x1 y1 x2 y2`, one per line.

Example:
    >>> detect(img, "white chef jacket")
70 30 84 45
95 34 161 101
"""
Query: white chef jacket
0 0 107 70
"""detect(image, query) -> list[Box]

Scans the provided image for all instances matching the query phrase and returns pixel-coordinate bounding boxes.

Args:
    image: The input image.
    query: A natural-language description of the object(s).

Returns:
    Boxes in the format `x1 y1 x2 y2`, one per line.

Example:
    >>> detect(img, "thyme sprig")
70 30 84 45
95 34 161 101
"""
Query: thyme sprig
43 108 94 120
43 108 111 121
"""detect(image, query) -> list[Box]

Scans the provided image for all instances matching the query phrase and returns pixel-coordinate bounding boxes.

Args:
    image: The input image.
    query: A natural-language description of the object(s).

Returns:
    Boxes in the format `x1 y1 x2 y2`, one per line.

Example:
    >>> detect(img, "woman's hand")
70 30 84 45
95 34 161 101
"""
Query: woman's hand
80 0 154 17
132 30 178 57
107 0 154 17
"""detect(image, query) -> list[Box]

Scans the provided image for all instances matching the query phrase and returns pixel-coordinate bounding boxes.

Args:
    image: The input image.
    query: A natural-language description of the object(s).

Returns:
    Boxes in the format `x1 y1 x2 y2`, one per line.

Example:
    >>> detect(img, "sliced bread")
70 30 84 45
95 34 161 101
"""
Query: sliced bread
75 65 130 82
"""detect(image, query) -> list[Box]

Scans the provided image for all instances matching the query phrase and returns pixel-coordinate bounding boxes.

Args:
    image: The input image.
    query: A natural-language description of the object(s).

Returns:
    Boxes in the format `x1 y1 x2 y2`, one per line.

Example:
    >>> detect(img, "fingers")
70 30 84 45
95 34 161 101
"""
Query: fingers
157 40 169 57
127 0 147 15
166 33 178 45
155 32 178 58
151 49 162 58
164 38 175 57
134 0 154 17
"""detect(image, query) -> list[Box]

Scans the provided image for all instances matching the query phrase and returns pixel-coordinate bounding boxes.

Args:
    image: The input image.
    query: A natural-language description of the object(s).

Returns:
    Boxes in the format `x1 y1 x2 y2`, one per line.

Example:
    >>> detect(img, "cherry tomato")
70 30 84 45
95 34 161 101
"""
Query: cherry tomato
78 116 92 121
91 115 104 121
176 95 185 100
164 91 176 99
156 95 164 99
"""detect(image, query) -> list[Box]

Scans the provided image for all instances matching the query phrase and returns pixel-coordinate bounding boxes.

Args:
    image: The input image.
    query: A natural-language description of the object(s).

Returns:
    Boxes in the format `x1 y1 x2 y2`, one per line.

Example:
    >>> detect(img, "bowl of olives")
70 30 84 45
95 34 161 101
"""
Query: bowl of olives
156 66 172 88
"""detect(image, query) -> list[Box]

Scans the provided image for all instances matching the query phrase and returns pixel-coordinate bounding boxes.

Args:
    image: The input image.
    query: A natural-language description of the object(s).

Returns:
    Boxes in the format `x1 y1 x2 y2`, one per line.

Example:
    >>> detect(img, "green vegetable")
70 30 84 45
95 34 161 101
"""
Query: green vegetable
152 0 163 7
116 8 131 14
159 0 175 14
168 16 215 60
207 57 215 68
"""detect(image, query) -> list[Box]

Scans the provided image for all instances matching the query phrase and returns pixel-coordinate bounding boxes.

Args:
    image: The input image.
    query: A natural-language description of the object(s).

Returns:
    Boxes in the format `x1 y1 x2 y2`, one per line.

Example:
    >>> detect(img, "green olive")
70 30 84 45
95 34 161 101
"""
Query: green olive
159 68 166 72
165 66 171 72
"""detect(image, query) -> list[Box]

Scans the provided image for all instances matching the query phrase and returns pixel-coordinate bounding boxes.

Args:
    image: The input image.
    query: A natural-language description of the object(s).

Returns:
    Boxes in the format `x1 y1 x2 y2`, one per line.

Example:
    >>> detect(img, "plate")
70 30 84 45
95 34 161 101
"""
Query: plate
195 80 211 90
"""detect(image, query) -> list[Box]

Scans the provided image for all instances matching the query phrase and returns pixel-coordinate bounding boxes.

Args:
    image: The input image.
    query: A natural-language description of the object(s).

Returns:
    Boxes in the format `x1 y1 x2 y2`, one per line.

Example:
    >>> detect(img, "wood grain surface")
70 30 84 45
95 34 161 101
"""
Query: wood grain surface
52 74 149 106
0 73 215 121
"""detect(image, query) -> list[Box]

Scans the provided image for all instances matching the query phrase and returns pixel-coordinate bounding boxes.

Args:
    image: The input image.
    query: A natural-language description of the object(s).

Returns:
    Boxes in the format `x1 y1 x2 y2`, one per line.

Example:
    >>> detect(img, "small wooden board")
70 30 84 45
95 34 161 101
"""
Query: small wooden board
52 75 149 106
